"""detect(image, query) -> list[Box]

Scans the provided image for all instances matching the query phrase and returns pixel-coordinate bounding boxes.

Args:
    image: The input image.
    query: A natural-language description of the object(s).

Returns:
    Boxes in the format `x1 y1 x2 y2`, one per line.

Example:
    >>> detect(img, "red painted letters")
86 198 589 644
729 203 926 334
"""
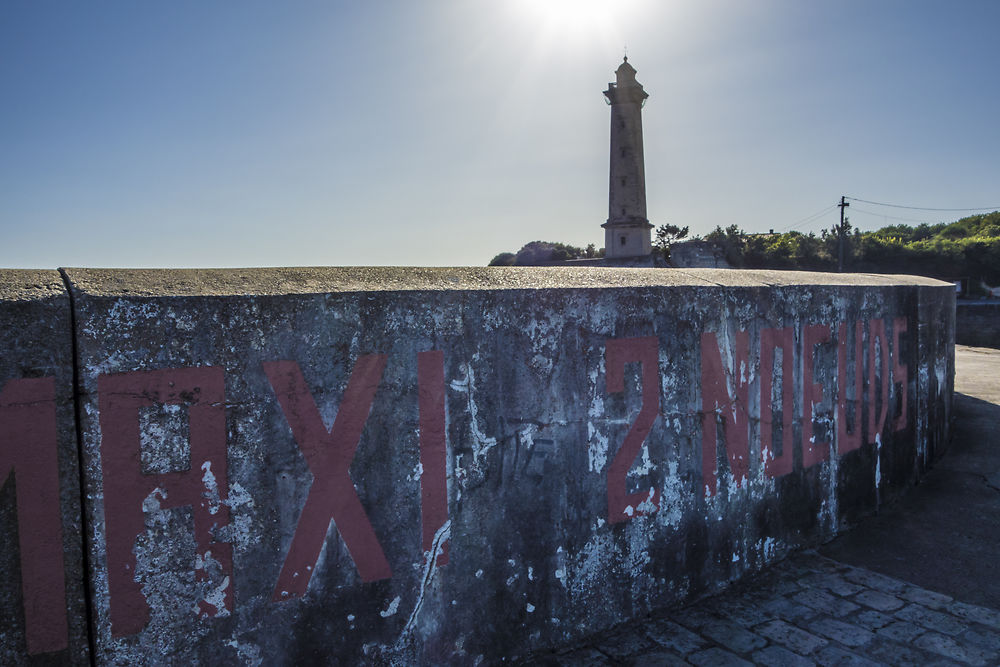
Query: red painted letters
418 350 449 565
0 377 68 654
264 356 391 599
893 317 908 431
7 316 908 640
760 327 795 477
605 336 660 522
99 367 232 637
701 317 910 492
801 324 831 468
700 331 751 497
837 322 865 454
868 319 890 442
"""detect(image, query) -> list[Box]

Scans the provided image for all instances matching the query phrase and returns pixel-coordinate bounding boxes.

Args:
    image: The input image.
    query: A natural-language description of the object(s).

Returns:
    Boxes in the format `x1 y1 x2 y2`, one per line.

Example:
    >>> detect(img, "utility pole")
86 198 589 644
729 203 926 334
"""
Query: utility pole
837 195 850 272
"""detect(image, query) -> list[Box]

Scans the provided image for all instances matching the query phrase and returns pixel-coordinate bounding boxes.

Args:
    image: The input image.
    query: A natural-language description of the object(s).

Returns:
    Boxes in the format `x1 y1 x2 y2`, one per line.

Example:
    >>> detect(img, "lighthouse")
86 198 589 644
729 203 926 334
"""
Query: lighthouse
602 57 653 259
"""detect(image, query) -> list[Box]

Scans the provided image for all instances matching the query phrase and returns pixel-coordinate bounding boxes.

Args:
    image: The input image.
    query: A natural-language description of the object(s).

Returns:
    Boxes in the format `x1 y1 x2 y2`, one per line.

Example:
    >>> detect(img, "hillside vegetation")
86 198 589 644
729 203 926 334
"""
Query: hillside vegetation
706 211 1000 286
488 212 1000 292
489 241 600 266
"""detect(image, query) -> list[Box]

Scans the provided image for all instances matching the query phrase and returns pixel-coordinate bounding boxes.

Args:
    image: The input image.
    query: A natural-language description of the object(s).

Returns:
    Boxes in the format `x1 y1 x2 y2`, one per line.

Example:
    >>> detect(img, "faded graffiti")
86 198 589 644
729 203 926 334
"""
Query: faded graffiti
3 316 913 645
80 350 453 640
605 336 660 523
700 329 751 496
699 317 908 499
98 367 233 637
264 356 394 594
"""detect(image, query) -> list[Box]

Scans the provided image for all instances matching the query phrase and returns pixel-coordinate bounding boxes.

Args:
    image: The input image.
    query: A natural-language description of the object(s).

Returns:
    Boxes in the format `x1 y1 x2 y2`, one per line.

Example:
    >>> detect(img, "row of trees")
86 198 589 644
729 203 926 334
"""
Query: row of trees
488 212 1000 291
488 224 688 266
489 241 601 266
705 211 1000 286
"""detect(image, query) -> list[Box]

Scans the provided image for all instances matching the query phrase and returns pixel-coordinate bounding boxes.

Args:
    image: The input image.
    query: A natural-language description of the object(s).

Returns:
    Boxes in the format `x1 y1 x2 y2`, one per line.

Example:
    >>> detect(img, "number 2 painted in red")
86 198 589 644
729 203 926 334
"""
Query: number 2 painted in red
605 336 660 523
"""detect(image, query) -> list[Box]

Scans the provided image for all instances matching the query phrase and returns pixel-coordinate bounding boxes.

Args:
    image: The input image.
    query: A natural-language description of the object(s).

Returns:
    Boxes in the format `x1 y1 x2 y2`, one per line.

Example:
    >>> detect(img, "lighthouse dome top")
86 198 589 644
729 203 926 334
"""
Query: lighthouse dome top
605 57 648 105
615 56 637 81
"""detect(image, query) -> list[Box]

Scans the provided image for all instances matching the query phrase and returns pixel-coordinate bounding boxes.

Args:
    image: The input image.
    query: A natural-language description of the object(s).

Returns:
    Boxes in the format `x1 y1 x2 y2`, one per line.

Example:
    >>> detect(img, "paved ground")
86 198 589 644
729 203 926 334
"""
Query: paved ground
524 346 1000 666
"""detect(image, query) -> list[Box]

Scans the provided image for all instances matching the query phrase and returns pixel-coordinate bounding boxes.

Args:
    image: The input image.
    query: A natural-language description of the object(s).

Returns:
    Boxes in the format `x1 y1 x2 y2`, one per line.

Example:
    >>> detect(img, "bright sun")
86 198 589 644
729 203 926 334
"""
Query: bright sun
512 0 621 41
524 0 613 30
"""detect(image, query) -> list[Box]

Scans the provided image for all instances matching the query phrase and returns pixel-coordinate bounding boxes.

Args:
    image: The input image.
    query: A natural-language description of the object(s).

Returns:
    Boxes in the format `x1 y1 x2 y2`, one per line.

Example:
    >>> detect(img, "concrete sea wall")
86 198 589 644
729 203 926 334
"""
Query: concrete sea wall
1 267 954 665
956 301 1000 349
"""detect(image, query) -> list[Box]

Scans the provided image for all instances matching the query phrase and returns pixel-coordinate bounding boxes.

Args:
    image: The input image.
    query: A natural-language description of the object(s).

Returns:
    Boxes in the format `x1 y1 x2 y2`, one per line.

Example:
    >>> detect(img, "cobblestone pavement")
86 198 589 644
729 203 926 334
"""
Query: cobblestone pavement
525 551 1000 666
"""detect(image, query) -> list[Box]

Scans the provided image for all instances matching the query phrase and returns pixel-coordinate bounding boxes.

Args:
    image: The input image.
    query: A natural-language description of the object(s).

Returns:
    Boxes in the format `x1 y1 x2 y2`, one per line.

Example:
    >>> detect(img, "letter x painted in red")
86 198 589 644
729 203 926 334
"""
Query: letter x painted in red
264 356 391 599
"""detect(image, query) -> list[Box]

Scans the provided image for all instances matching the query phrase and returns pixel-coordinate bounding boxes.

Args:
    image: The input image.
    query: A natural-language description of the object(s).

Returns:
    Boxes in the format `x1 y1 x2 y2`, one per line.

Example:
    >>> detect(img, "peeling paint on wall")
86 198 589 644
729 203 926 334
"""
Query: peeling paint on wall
0 269 955 664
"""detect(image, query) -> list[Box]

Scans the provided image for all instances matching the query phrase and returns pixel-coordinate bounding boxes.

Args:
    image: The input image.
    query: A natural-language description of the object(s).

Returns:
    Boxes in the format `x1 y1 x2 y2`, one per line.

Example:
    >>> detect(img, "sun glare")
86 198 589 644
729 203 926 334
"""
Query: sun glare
525 0 612 32
511 0 630 43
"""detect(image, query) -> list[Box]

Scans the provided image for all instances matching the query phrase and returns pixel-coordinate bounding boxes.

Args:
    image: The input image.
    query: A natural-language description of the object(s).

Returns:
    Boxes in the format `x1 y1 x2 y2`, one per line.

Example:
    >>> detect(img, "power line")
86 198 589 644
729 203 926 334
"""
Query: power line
837 196 849 272
846 197 1000 212
778 203 839 232
850 205 945 225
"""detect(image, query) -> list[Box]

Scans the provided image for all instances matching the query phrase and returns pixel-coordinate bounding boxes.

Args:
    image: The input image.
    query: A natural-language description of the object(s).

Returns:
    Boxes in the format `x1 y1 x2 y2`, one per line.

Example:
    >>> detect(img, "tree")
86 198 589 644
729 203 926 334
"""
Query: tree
488 210 1000 277
486 241 590 266
488 252 516 266
653 223 689 263
704 224 746 267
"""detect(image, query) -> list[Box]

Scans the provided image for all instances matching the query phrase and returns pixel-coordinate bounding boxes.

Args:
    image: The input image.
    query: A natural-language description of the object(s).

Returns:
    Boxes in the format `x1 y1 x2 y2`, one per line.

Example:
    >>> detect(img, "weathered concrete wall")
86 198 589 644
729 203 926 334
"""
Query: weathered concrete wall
0 271 89 665
0 267 954 664
53 267 951 665
956 301 1000 349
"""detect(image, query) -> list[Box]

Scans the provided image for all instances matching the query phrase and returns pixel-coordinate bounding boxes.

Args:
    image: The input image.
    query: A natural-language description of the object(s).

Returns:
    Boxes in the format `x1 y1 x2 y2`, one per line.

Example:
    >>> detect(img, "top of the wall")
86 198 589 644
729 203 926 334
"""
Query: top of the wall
57 267 951 298
0 269 68 302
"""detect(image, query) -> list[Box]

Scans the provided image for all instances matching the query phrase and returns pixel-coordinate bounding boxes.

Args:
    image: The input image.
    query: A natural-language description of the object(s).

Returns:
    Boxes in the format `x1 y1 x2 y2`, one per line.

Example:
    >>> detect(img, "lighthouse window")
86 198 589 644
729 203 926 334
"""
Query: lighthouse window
620 148 626 158
621 177 626 186
620 236 627 246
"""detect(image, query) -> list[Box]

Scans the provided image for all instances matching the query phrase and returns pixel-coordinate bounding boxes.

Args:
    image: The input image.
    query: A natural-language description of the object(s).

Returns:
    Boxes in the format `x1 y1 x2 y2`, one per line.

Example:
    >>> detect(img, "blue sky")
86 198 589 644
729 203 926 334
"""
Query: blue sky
2 1 998 268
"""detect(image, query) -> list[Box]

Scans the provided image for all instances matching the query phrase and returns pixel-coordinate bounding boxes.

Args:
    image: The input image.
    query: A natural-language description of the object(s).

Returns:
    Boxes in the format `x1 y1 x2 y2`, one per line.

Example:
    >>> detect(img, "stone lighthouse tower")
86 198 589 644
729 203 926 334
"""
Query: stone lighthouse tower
602 57 653 259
